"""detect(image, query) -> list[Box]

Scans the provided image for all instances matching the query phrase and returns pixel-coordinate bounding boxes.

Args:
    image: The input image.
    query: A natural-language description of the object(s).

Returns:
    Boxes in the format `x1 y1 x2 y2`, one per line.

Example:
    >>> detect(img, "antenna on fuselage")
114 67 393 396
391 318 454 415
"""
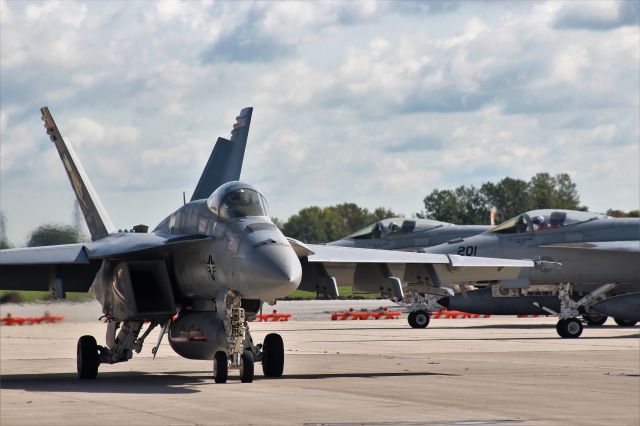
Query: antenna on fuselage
183 191 186 206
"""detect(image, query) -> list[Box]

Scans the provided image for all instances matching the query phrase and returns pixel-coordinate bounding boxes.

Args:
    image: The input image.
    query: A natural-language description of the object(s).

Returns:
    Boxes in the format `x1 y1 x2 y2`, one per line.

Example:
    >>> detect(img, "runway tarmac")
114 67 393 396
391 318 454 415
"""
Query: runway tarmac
1 302 639 426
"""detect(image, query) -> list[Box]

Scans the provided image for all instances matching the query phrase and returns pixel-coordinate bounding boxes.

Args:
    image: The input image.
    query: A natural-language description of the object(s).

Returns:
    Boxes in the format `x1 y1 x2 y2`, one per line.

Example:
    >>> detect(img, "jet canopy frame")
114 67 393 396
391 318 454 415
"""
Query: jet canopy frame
347 217 450 240
491 209 610 235
207 181 269 220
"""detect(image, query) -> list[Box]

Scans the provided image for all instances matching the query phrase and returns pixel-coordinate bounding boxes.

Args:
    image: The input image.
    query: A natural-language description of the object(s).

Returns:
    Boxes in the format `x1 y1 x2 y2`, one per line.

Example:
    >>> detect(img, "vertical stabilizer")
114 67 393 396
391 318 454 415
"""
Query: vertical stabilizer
41 107 115 241
190 107 252 201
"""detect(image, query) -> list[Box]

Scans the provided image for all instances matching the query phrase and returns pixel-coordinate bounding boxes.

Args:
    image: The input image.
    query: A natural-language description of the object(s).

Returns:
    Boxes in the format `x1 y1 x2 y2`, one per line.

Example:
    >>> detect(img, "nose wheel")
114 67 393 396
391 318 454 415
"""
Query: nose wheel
213 351 229 383
239 350 254 383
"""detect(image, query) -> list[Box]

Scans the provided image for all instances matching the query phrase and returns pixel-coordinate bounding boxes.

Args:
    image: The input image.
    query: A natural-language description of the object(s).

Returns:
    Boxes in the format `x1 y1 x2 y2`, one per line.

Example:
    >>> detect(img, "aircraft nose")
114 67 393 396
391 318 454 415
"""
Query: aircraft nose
247 243 301 300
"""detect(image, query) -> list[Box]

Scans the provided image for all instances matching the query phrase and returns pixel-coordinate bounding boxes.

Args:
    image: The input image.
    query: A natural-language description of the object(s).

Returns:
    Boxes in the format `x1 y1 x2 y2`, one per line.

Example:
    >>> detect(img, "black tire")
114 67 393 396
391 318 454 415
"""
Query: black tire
262 333 284 377
77 335 99 379
240 350 254 383
584 313 608 326
556 318 583 338
213 351 228 383
614 318 638 327
410 310 430 329
407 312 417 328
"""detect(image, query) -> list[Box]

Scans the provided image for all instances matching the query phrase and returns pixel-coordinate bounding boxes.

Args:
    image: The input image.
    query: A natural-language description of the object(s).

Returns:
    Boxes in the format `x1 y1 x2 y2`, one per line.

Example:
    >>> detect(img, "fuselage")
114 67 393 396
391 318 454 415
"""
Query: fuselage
425 212 640 286
152 183 302 303
328 217 489 251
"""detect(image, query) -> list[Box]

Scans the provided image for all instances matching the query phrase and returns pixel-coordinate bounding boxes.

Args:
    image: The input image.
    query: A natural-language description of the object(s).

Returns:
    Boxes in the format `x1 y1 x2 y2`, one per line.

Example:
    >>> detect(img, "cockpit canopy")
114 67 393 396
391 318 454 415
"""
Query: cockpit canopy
346 217 450 240
207 181 269 220
490 209 609 234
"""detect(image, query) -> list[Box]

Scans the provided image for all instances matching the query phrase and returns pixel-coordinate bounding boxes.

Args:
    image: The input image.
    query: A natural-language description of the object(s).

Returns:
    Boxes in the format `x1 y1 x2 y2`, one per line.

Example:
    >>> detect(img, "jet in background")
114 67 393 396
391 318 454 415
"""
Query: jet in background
0 107 534 381
328 217 489 252
426 209 640 338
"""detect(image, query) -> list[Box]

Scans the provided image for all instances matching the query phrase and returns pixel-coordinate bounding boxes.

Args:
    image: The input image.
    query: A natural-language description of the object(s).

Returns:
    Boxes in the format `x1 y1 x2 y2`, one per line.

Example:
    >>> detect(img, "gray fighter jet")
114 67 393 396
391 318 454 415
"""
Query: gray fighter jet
0 107 534 381
425 209 640 338
329 218 489 251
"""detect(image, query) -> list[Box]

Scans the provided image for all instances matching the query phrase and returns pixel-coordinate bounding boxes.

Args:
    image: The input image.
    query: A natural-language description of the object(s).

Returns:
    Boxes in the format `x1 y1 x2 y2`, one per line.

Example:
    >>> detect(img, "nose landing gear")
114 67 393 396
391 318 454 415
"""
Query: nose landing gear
214 292 285 383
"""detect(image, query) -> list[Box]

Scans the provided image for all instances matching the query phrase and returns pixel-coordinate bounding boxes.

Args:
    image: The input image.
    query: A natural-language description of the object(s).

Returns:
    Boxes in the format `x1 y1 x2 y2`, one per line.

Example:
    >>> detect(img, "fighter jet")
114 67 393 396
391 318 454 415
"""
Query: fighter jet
0 107 534 382
424 209 640 338
328 217 489 252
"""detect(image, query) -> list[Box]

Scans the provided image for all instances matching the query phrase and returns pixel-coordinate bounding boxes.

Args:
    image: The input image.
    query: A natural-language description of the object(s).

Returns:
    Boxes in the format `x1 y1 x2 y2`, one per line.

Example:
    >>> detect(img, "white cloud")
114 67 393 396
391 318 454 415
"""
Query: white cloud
0 0 638 243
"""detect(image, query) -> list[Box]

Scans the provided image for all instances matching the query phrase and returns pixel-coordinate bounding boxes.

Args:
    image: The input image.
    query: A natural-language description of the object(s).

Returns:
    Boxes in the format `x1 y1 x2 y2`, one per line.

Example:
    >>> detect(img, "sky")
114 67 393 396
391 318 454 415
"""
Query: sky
1 0 639 245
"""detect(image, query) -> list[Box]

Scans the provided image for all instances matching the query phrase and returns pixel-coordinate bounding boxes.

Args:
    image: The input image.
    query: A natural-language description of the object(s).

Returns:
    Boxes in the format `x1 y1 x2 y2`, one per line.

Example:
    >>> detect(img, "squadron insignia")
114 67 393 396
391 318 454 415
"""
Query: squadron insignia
206 255 217 281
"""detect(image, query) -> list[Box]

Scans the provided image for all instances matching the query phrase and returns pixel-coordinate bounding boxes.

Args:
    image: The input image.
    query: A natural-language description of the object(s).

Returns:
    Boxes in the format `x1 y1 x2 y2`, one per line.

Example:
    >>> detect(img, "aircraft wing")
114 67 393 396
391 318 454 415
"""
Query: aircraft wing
292 240 533 298
540 241 640 253
0 233 211 292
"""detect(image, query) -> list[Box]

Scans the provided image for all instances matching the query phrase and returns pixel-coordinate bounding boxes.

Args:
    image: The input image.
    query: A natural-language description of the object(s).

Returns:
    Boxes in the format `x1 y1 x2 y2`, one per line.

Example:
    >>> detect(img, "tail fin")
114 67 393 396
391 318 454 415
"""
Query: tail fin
41 107 115 241
190 107 252 201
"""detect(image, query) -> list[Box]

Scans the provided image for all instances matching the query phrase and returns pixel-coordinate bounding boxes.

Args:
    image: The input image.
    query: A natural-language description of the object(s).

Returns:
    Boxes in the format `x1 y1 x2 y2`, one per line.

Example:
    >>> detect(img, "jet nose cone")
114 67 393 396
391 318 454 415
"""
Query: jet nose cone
248 243 302 300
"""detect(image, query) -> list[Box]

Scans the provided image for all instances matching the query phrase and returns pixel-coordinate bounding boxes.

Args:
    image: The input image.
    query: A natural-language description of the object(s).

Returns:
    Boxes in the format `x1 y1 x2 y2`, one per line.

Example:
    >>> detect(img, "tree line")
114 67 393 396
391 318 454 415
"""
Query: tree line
0 172 637 247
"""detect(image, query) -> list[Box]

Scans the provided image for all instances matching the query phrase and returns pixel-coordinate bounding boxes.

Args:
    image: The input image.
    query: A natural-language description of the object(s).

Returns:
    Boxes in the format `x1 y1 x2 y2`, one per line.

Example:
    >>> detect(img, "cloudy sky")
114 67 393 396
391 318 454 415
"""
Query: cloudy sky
1 0 638 244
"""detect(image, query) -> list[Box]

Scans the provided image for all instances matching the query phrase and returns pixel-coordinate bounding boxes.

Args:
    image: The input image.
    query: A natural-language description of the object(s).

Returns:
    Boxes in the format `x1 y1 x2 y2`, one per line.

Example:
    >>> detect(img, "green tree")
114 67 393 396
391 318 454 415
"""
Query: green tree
281 203 401 242
371 207 398 222
419 172 585 225
0 210 9 248
527 173 558 210
281 207 329 244
481 177 530 222
419 189 462 223
553 173 584 210
27 224 83 247
606 209 640 218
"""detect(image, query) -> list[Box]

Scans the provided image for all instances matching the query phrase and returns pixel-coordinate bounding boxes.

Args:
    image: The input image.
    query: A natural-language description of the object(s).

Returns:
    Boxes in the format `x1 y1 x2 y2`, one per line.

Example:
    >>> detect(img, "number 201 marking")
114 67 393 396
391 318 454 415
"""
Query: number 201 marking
457 245 477 256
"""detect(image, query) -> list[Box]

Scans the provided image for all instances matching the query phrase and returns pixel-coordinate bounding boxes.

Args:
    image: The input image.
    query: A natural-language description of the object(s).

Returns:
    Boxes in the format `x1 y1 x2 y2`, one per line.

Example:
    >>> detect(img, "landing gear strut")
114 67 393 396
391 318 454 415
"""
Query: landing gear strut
75 319 162 379
406 292 441 329
213 292 286 383
213 292 253 383
534 283 616 339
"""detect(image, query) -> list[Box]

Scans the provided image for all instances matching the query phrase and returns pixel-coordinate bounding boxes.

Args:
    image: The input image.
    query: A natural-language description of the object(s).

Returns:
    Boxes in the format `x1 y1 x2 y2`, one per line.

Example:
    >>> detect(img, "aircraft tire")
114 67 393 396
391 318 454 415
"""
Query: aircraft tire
556 318 583 338
262 333 284 377
213 351 228 383
584 313 608 326
407 312 417 328
77 335 99 379
614 318 638 327
409 310 430 329
240 350 254 383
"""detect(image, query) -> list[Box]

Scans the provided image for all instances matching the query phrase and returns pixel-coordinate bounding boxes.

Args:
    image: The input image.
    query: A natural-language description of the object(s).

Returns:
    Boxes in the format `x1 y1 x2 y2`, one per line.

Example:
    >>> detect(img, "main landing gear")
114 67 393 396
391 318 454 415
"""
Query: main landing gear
408 310 430 329
76 319 164 379
534 283 616 339
213 292 285 384
406 292 443 329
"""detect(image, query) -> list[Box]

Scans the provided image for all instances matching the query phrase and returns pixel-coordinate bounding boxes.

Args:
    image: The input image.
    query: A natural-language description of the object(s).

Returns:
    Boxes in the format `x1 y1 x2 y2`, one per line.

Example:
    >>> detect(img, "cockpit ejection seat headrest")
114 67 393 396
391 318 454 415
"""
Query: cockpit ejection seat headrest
549 211 567 227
